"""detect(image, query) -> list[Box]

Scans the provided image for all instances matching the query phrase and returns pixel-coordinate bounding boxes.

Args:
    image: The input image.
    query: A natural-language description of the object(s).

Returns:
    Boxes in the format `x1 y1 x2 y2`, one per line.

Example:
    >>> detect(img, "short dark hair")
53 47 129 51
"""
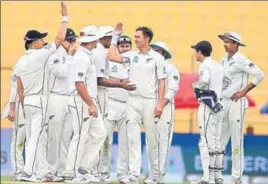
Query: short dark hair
135 27 153 43
197 49 211 57
191 41 212 57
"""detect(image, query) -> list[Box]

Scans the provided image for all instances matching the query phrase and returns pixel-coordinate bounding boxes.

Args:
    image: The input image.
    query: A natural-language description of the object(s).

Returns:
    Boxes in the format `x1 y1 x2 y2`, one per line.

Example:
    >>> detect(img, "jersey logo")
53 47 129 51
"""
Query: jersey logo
12 75 16 82
173 75 178 80
229 62 235 67
133 56 139 63
146 58 153 63
163 66 167 74
222 76 232 90
78 72 84 78
53 59 60 64
100 69 105 73
111 65 118 73
249 63 254 67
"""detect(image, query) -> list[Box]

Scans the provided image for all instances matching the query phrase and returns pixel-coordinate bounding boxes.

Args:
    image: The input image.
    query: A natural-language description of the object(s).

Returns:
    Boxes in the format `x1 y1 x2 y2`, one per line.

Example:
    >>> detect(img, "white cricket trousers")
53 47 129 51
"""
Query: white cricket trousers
218 97 247 181
99 98 129 181
147 102 175 180
46 94 73 176
126 95 159 179
97 87 108 119
10 103 26 176
23 95 48 176
64 96 107 177
197 103 224 182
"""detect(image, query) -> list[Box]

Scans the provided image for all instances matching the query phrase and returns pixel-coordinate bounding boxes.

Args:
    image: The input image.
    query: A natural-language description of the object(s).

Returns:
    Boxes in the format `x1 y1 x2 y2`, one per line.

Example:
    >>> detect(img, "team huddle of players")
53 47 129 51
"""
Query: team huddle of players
1 2 264 184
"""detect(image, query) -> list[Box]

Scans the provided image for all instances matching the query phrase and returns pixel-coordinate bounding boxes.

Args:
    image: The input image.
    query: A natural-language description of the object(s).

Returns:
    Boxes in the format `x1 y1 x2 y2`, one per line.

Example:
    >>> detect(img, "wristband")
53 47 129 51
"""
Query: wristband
111 34 119 45
62 16 69 23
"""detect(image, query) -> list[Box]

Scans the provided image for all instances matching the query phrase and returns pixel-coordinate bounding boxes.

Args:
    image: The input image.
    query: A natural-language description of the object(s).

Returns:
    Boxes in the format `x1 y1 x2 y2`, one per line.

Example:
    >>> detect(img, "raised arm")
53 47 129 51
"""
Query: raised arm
54 2 69 48
108 22 125 63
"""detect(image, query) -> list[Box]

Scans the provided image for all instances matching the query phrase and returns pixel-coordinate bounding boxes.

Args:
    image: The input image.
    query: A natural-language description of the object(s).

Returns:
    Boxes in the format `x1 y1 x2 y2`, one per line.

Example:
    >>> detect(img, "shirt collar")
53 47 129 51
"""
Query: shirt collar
138 48 154 56
227 50 241 61
202 56 213 65
79 46 93 55
26 49 35 54
97 42 105 50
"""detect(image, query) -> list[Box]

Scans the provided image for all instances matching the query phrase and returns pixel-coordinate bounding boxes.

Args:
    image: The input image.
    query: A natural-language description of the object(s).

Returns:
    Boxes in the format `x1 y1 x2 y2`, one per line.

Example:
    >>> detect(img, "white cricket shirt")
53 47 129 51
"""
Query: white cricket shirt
73 46 98 99
196 57 224 99
47 46 74 95
16 42 57 96
121 49 167 99
164 62 180 103
106 61 129 102
221 51 265 98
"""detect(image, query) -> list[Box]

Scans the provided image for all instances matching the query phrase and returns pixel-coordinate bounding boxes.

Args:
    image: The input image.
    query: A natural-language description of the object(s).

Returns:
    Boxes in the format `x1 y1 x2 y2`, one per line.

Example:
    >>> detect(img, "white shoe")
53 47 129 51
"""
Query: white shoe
13 172 23 181
82 173 100 183
144 177 158 184
119 177 130 184
100 175 112 184
41 173 64 182
19 172 41 182
230 179 242 184
128 175 139 184
64 175 90 183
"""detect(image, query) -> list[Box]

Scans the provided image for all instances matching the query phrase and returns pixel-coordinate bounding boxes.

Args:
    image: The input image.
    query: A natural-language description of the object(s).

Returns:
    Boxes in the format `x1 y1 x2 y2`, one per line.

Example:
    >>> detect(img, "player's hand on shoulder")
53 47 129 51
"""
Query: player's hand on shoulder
120 80 136 91
68 42 78 56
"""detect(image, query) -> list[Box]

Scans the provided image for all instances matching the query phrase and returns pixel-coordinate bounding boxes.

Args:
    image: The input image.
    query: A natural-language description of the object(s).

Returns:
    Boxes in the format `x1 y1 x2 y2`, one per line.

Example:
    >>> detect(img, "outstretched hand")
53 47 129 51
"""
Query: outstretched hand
113 22 123 36
60 2 68 16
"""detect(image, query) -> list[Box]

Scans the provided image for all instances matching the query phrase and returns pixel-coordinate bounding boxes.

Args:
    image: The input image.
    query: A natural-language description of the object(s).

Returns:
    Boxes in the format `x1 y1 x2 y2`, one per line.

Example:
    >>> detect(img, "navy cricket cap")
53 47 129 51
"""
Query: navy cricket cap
24 30 48 41
191 40 212 55
65 28 78 41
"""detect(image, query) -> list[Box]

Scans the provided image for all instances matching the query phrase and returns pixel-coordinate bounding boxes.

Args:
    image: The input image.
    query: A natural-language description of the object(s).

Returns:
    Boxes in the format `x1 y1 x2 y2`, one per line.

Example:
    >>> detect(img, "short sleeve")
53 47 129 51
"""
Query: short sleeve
156 58 168 80
93 50 107 78
73 57 88 83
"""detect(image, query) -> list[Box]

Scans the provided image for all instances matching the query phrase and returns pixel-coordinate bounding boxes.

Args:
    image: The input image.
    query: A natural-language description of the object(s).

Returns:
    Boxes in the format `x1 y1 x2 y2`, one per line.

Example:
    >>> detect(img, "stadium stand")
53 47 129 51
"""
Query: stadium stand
1 1 267 134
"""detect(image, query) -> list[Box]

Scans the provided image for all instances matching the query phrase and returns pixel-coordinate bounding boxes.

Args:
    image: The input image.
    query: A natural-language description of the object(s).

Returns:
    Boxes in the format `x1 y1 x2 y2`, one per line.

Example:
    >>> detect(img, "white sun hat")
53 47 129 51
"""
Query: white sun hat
78 25 105 43
150 41 172 59
218 31 246 47
99 25 114 37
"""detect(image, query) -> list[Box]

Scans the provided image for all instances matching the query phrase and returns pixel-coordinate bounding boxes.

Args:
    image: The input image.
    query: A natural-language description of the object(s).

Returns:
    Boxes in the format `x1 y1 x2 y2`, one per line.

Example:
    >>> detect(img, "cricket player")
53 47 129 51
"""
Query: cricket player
93 26 136 179
216 31 265 184
45 28 78 178
1 64 26 181
99 35 133 183
190 41 226 184
64 25 108 183
16 2 69 182
145 41 180 184
94 26 113 118
109 23 167 184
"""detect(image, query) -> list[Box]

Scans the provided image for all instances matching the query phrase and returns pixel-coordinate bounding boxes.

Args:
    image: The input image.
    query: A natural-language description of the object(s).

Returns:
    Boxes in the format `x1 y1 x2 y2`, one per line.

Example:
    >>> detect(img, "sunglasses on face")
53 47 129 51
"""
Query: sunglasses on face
118 37 131 43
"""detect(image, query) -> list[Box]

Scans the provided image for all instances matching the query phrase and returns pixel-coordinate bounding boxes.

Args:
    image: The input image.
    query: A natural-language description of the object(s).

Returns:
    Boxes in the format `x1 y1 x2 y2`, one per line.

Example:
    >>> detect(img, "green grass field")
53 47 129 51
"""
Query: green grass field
1 177 187 184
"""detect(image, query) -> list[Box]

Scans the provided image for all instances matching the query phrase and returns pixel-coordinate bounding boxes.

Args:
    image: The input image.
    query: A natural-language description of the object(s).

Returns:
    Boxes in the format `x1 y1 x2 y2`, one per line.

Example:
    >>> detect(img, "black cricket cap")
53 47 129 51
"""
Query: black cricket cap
191 40 212 56
65 28 78 41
